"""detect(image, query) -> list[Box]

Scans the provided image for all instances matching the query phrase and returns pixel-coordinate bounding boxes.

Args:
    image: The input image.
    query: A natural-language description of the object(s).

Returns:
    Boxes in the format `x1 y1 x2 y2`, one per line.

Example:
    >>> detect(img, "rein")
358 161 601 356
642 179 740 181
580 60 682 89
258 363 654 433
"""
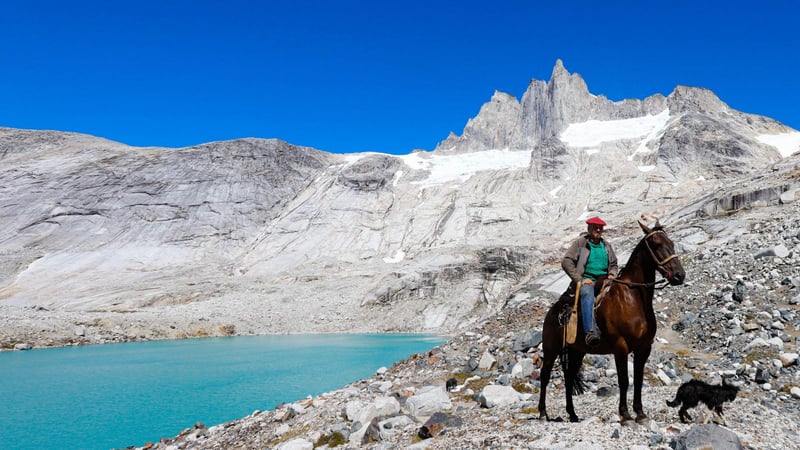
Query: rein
610 277 670 290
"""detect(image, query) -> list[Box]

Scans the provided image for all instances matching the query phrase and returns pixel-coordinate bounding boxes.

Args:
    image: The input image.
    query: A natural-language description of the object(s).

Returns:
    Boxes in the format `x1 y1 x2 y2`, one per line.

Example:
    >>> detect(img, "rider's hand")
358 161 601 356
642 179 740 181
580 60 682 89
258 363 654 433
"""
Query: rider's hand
583 278 593 285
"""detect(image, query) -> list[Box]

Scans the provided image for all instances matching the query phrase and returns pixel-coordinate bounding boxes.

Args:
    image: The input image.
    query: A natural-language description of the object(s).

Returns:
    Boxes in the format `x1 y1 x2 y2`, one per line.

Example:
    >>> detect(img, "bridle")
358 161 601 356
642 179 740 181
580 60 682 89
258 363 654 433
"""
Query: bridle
643 229 679 280
611 229 679 290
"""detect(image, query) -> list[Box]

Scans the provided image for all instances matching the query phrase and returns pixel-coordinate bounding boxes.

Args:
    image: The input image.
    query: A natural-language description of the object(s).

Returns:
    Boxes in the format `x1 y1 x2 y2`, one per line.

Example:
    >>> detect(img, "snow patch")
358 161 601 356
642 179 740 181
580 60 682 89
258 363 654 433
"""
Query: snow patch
383 249 406 264
560 109 671 148
756 132 800 158
341 149 531 187
401 149 531 186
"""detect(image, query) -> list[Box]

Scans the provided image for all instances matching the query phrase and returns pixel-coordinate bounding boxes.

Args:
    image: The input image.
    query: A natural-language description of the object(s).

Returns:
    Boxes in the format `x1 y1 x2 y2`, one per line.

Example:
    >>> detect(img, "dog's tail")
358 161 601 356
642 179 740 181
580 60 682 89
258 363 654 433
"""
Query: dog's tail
666 396 680 408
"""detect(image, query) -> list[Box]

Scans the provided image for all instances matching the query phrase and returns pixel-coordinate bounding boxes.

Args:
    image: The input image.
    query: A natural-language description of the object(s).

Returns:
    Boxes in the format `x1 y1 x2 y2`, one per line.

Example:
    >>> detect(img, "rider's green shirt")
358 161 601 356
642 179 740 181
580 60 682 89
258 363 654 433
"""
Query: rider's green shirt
584 240 609 280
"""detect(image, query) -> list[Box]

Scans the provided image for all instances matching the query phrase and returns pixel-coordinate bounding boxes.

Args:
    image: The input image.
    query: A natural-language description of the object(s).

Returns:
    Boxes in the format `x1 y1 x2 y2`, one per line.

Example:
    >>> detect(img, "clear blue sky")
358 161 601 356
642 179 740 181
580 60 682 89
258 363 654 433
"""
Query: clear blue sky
2 1 798 155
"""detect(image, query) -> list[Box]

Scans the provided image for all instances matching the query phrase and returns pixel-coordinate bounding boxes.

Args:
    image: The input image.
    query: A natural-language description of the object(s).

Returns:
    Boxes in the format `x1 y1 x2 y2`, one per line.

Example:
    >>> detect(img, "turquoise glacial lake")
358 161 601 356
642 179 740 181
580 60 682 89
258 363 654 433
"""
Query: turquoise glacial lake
0 333 445 450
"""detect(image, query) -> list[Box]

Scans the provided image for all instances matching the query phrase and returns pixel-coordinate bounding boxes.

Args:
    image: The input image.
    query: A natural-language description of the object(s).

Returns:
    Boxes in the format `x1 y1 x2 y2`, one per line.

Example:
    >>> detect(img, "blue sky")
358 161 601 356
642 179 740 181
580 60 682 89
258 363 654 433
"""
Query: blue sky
2 1 798 155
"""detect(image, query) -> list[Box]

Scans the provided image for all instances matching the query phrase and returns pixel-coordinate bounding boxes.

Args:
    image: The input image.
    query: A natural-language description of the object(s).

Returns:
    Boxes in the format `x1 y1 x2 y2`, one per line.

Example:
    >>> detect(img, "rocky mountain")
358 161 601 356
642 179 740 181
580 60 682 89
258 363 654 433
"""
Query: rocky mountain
1 60 800 350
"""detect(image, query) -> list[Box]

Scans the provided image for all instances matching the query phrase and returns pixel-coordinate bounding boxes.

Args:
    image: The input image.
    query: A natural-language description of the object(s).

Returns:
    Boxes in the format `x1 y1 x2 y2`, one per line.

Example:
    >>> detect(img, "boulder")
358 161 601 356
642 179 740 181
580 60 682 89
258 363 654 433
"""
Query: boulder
405 386 452 419
478 384 531 408
671 424 743 450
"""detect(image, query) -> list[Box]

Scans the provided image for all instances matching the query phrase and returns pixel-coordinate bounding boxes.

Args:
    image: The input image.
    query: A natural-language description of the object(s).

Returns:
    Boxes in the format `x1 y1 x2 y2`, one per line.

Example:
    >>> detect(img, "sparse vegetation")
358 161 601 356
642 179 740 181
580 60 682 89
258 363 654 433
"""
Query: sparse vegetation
266 424 311 448
314 431 346 448
511 379 534 393
743 346 778 365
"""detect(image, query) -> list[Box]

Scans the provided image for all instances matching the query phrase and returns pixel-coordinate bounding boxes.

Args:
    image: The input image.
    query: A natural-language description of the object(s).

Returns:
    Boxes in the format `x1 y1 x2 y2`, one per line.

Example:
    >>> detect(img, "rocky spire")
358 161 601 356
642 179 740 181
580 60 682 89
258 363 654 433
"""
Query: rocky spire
436 60 627 153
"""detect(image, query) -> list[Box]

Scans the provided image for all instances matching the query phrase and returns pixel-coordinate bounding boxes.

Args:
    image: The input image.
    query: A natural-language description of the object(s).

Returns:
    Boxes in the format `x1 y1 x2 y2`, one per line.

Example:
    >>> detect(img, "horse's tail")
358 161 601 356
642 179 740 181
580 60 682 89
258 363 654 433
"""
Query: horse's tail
559 347 588 396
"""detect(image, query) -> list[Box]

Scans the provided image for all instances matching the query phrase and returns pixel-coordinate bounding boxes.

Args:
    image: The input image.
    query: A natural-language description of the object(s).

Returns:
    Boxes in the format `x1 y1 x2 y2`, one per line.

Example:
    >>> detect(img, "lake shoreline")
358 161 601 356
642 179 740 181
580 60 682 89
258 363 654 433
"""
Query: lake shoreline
0 302 453 352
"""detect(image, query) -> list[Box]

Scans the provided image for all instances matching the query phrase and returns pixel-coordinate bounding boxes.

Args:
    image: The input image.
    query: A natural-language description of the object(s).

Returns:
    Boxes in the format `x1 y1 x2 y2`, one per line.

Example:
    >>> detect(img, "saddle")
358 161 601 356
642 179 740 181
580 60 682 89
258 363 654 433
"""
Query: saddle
560 277 611 344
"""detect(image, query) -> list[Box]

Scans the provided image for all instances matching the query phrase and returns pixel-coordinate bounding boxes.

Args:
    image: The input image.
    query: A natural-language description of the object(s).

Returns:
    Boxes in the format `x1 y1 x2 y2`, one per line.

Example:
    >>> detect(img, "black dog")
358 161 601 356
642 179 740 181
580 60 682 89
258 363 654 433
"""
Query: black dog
666 379 739 424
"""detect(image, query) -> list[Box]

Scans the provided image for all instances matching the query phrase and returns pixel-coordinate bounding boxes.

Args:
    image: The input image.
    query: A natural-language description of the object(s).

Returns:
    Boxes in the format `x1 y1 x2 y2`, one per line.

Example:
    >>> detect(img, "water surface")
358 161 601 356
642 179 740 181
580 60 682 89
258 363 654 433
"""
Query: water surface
0 333 444 450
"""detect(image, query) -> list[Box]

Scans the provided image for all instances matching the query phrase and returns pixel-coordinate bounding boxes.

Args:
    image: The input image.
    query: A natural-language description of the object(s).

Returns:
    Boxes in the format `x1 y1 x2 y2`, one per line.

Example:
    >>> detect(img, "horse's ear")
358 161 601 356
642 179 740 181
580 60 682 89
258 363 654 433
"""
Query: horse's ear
654 218 662 228
638 220 651 235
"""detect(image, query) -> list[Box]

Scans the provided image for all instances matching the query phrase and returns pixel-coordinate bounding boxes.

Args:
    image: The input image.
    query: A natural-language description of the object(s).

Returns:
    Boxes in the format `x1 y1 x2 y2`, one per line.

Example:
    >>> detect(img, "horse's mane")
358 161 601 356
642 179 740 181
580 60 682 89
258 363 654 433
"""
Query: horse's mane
617 225 663 279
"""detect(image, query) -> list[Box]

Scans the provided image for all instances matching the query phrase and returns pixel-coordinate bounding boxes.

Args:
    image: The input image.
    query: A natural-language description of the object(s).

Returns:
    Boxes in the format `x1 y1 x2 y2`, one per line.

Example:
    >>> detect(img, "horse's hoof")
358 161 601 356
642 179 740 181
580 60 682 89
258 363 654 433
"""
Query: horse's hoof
569 415 580 423
620 414 636 427
539 413 549 421
636 416 651 426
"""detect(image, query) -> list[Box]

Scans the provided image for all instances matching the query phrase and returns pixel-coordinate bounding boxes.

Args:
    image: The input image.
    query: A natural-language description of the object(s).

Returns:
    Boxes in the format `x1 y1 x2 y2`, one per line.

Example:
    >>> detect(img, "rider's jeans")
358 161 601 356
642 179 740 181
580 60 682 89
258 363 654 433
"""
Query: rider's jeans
580 282 596 335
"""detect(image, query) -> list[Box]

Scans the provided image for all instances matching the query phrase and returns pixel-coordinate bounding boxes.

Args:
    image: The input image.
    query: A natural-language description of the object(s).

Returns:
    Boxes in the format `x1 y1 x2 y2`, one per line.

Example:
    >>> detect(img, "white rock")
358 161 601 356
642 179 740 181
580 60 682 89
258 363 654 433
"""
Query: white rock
774 244 790 258
478 350 497 370
656 368 671 385
373 396 401 417
478 384 531 408
405 386 451 419
511 358 535 379
791 387 800 399
780 189 798 203
345 400 366 422
277 438 313 450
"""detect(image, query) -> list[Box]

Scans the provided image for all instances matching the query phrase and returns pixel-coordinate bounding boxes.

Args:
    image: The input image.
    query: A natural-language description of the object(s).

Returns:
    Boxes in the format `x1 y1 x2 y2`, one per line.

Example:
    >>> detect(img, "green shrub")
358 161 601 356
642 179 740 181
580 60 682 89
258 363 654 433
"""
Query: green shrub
314 431 346 448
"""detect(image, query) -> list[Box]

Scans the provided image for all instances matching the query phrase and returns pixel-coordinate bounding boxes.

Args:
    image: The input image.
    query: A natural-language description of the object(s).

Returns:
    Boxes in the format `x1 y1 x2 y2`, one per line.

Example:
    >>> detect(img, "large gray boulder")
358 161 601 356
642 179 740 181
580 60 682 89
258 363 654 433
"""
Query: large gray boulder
671 423 743 450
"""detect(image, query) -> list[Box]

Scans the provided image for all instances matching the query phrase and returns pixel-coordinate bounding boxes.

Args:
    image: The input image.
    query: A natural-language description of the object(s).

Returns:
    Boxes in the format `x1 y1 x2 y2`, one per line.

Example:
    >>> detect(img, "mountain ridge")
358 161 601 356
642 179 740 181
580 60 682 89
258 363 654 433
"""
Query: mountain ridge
1 60 800 348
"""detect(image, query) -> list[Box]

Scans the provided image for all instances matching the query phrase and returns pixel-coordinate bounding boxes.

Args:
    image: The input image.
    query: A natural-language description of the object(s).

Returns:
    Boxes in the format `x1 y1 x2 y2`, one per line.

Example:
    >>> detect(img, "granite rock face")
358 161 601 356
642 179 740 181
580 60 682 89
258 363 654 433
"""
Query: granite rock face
1 60 799 347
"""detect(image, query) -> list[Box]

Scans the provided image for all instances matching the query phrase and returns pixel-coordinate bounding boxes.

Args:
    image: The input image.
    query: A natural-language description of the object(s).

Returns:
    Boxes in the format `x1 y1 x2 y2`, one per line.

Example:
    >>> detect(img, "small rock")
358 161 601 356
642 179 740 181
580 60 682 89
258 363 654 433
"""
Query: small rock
779 352 798 367
790 387 800 399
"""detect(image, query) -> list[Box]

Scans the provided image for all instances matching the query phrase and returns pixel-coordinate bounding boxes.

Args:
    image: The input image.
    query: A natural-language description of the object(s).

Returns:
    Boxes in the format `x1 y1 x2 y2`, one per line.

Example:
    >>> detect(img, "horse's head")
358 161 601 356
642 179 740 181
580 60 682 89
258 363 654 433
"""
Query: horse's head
638 219 685 285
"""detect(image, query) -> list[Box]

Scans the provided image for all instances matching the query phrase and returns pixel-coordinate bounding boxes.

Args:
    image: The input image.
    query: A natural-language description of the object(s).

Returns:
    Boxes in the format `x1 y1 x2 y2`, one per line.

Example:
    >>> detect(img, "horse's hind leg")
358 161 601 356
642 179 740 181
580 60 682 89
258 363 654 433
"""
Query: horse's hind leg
564 349 585 423
537 347 556 420
537 314 562 421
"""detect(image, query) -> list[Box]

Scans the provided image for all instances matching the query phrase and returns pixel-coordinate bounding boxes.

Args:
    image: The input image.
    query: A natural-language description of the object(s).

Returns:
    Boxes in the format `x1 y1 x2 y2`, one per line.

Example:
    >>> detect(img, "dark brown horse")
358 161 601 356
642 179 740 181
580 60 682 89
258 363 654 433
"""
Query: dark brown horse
537 220 685 424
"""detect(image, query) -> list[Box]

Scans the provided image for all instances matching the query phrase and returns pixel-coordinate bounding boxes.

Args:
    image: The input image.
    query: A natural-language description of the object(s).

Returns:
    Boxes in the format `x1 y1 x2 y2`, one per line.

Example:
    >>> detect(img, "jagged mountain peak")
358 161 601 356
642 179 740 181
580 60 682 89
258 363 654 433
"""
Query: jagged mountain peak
551 58 568 76
667 85 729 115
547 59 589 93
435 60 795 158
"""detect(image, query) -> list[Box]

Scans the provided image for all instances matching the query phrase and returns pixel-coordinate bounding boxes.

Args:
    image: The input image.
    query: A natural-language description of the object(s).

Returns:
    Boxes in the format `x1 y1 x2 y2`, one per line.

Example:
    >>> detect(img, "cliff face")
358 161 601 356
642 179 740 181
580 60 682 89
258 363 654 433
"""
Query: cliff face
1 60 799 345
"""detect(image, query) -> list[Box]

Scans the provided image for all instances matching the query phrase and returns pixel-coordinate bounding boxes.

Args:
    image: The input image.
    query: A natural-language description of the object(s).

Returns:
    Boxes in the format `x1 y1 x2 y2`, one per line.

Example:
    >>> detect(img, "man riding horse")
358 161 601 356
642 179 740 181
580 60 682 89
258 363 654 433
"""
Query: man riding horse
539 219 686 424
562 216 618 347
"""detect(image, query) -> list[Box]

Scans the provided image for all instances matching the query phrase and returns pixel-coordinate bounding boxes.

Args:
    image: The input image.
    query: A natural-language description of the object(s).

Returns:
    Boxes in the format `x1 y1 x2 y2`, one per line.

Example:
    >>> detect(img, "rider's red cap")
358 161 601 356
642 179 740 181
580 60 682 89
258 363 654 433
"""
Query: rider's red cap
586 216 606 226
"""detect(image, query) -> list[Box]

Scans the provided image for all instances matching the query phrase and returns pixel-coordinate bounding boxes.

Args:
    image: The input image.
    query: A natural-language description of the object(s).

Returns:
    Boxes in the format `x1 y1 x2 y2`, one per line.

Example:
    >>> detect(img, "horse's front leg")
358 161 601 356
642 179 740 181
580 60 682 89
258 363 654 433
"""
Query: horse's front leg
633 346 652 425
613 351 634 424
